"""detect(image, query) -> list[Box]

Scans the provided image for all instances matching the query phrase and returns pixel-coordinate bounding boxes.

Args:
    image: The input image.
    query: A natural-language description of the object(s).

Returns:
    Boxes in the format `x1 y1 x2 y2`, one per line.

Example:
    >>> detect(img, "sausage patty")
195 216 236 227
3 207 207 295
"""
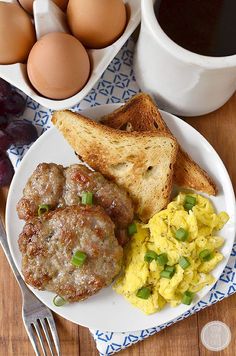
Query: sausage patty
18 205 123 302
17 163 134 245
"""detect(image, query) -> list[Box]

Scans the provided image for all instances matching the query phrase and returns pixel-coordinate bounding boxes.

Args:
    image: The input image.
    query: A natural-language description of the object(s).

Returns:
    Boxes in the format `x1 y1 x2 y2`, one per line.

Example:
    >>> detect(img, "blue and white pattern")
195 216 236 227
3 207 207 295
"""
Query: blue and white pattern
7 38 236 356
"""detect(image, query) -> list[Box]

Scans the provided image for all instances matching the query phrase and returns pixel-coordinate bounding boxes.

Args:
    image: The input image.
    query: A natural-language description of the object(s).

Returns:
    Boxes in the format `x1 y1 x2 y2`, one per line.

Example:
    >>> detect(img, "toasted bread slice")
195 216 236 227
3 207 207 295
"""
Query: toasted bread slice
101 93 168 132
101 93 217 195
52 110 178 221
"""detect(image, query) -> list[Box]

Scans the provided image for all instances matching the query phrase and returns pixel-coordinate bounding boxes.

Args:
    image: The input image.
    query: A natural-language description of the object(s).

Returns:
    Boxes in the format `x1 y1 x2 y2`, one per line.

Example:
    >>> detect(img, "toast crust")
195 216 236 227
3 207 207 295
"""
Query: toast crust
52 110 178 221
101 93 217 196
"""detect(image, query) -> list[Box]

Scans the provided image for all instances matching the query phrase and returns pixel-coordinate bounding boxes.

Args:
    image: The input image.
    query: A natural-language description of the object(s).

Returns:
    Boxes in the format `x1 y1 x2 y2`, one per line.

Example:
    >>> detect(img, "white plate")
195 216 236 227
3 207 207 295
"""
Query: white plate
6 104 236 332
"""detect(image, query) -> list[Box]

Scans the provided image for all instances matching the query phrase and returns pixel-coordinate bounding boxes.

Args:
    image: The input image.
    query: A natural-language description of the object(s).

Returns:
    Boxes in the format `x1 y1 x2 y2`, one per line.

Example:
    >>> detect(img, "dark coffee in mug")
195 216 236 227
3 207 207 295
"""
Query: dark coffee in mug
154 0 236 57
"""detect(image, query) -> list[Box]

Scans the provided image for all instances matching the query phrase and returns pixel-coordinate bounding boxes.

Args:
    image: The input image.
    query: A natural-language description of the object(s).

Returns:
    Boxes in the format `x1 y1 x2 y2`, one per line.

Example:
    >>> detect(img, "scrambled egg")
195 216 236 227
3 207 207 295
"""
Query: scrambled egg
113 193 229 314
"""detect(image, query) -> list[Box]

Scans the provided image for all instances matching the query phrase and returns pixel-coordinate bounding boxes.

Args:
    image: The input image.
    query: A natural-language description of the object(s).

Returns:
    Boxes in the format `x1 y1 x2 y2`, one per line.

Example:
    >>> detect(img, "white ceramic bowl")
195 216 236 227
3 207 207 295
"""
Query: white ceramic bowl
0 0 141 109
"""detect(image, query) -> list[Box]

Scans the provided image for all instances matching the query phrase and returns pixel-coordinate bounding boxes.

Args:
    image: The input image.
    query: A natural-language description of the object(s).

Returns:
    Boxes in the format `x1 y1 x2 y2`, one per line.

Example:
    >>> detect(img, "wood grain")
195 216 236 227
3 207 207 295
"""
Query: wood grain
0 93 235 356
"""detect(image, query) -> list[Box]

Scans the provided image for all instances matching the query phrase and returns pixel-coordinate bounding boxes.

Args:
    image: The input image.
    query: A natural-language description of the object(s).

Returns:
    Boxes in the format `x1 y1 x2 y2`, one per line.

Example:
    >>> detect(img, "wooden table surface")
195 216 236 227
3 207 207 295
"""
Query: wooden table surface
0 93 236 356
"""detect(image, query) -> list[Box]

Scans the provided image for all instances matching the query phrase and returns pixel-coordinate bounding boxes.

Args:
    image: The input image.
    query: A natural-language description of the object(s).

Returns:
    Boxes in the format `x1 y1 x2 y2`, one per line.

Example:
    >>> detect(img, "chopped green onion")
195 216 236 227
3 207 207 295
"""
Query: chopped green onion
81 192 93 205
160 265 176 279
175 228 189 241
185 195 197 206
184 202 194 212
179 256 191 269
199 249 213 262
136 287 151 299
71 250 87 267
38 204 50 216
165 265 176 274
53 295 66 307
156 253 168 266
184 195 197 212
182 291 194 305
160 270 173 279
127 223 137 236
144 250 158 263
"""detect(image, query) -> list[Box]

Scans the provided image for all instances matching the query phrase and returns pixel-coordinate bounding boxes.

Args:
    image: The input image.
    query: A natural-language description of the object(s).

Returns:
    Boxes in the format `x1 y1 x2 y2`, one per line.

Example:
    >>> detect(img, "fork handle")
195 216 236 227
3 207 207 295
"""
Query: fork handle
0 218 29 293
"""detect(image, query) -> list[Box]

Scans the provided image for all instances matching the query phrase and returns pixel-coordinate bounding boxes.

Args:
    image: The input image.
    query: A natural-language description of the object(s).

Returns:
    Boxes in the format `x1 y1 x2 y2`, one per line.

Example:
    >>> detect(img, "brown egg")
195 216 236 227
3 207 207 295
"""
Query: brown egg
27 32 90 100
18 0 69 14
18 0 34 14
0 2 36 64
67 0 127 49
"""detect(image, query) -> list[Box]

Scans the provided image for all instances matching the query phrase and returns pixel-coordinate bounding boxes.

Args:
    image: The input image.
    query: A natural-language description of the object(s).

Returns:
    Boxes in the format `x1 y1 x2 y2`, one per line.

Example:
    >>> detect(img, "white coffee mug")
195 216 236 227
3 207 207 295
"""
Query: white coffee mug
134 0 236 116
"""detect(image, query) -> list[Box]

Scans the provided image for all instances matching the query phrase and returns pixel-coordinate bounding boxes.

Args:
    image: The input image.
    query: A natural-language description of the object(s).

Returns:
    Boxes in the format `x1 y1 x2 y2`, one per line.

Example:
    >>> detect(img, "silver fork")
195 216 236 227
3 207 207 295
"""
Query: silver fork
0 218 61 356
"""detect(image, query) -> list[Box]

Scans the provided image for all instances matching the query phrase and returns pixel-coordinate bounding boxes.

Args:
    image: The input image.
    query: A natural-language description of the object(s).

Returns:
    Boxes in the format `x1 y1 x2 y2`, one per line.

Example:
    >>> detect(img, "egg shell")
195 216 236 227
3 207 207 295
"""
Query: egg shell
0 2 36 65
27 32 90 100
18 0 34 14
67 0 127 49
18 0 69 14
